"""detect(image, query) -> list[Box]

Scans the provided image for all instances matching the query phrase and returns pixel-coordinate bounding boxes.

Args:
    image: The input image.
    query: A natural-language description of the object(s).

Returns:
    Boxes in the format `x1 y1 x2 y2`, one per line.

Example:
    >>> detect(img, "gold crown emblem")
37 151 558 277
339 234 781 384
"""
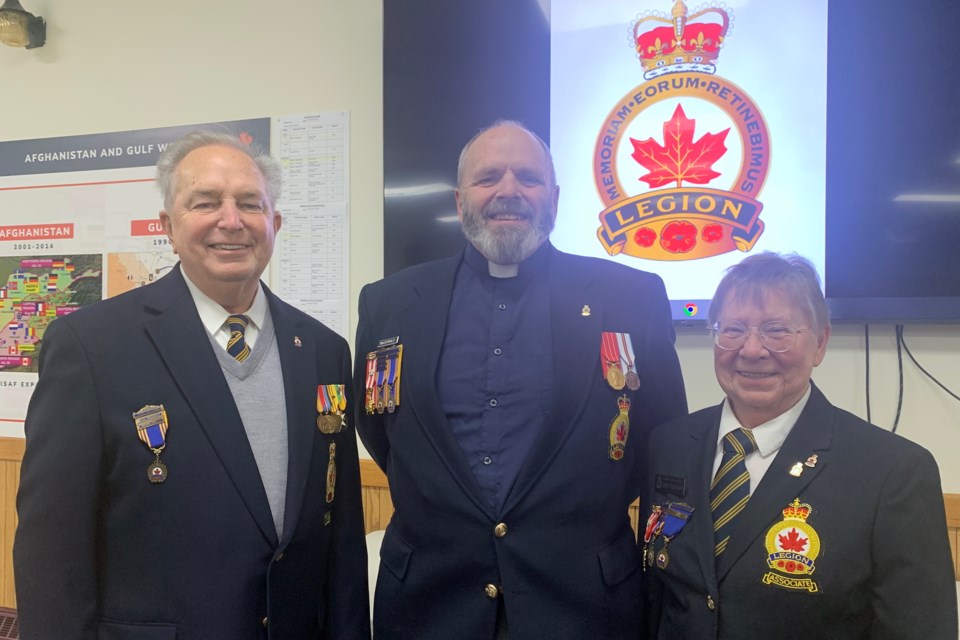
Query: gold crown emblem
617 394 632 412
633 0 731 80
782 498 812 521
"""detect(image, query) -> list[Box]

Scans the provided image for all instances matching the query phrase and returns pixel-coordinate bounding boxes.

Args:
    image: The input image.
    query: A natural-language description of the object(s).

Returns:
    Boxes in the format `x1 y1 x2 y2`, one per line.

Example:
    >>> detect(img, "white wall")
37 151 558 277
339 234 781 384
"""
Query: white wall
4 0 959 490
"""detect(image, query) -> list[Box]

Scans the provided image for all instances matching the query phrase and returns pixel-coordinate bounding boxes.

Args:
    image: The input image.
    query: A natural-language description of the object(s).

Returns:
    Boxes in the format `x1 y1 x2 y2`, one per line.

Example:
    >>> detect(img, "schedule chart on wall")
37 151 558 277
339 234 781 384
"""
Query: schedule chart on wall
273 112 350 339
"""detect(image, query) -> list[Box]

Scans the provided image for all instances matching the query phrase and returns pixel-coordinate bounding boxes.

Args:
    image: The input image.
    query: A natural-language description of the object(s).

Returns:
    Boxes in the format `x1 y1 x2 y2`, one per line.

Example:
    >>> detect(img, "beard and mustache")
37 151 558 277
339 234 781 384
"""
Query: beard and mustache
460 196 555 265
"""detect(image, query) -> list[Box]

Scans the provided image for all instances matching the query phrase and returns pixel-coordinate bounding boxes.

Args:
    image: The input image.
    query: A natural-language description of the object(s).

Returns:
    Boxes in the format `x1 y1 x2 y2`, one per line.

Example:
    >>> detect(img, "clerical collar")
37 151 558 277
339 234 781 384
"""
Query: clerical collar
463 240 552 280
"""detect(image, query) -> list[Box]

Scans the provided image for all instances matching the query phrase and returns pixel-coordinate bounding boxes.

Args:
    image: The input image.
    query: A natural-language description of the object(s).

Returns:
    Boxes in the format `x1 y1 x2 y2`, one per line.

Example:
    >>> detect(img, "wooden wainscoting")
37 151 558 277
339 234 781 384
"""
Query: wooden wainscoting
0 438 23 609
360 459 960 581
0 440 957 611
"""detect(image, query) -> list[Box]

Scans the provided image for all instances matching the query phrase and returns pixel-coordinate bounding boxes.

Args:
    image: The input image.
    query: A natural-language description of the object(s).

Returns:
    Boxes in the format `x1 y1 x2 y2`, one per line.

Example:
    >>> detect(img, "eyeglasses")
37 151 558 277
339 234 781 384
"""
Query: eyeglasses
711 322 805 353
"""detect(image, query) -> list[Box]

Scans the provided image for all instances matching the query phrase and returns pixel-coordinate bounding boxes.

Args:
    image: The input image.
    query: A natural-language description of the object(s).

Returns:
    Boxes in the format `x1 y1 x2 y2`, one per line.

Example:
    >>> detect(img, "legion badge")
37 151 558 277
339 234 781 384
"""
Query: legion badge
593 1 770 262
133 404 169 484
608 394 631 460
761 499 821 592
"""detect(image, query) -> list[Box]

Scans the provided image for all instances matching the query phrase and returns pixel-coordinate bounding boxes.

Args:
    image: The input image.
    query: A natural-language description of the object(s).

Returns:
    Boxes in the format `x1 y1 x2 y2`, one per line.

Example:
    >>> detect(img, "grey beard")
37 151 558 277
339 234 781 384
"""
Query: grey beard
461 200 553 264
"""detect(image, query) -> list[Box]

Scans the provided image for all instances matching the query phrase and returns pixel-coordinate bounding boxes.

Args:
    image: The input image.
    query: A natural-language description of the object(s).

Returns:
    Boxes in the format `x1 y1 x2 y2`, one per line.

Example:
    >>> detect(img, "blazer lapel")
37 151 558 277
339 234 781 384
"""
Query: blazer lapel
401 254 495 519
267 291 313 546
143 268 278 546
716 385 834 581
502 249 601 515
686 406 724 590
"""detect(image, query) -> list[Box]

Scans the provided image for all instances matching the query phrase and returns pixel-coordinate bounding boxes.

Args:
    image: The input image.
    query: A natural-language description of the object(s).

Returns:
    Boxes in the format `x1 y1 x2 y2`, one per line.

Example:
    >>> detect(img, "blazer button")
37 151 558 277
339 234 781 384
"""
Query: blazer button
706 594 716 611
494 523 508 538
261 616 269 627
275 552 284 562
484 584 500 599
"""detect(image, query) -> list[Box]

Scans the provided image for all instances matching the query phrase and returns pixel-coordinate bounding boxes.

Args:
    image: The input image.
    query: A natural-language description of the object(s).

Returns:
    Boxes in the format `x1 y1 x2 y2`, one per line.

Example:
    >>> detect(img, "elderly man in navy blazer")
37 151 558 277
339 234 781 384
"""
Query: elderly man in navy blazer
355 121 688 639
642 252 957 639
14 132 370 639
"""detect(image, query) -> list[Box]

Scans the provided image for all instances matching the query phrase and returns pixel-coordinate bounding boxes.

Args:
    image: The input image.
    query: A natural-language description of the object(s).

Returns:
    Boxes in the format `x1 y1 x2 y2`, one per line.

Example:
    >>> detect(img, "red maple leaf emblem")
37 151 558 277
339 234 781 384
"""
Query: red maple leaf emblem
778 527 808 553
238 131 254 146
629 104 730 189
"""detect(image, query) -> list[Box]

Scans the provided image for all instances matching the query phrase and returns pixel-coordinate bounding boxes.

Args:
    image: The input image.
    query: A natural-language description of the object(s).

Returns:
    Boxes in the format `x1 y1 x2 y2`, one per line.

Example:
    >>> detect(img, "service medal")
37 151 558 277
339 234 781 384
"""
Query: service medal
654 502 695 571
606 366 626 391
617 333 641 390
133 404 170 484
600 332 627 391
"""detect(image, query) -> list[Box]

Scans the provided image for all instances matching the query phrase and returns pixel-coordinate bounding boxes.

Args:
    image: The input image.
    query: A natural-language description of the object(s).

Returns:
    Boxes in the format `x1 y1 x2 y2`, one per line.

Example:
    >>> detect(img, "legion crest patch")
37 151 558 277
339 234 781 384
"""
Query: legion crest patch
762 499 821 593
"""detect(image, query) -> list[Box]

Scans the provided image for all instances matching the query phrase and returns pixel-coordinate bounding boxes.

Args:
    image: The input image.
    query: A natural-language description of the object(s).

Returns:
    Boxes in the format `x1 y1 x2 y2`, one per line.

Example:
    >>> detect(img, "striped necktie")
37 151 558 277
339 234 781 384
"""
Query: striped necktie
225 314 252 362
711 427 758 557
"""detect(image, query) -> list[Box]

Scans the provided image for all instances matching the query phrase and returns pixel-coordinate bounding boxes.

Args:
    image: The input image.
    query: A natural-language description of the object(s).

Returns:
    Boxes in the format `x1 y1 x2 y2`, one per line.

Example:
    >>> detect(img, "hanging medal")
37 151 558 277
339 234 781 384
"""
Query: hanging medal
325 442 337 503
316 385 337 434
655 502 695 570
642 505 663 571
608 395 631 460
385 345 402 413
332 384 348 428
617 333 641 391
364 352 377 415
600 332 625 390
133 404 170 484
375 356 387 414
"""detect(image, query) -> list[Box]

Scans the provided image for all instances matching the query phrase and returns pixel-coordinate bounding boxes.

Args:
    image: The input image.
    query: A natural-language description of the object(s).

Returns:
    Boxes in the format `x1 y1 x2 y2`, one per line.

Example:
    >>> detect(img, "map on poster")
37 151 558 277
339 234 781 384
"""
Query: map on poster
0 118 271 436
0 255 103 373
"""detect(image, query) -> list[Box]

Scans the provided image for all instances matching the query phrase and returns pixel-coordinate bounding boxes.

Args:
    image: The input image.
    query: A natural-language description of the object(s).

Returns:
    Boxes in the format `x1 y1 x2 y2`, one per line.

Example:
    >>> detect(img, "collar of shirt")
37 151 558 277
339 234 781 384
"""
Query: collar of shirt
713 382 813 493
181 271 269 351
462 239 552 283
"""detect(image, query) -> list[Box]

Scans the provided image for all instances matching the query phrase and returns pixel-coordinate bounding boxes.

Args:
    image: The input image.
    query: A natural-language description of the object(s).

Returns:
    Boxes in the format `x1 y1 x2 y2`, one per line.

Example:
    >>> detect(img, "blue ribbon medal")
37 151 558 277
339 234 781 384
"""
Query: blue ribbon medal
133 404 169 484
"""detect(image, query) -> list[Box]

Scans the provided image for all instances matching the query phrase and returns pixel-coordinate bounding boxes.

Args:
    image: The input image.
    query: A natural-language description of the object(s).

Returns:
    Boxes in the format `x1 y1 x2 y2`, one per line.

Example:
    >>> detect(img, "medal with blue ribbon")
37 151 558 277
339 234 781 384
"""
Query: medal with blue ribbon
655 502 695 569
133 404 169 484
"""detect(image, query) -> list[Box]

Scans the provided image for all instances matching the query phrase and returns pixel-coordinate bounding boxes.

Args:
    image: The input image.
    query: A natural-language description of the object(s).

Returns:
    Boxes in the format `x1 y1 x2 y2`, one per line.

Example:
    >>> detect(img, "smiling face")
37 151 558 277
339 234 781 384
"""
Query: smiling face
159 144 281 311
455 124 559 264
714 286 830 428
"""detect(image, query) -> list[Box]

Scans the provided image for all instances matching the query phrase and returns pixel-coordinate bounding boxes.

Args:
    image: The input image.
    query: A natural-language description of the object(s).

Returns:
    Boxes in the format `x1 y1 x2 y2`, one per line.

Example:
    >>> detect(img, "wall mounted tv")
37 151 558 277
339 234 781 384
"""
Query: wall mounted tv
384 0 960 324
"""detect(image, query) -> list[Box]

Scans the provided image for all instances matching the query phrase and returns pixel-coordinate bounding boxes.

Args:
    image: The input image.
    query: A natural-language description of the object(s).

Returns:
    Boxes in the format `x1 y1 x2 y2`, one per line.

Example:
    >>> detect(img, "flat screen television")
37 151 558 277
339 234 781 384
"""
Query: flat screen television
384 0 960 324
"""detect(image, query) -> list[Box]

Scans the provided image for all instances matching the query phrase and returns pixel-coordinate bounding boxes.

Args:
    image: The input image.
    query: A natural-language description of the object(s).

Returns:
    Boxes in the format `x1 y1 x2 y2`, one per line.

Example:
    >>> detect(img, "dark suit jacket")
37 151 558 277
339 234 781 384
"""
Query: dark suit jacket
14 266 370 640
642 383 958 639
354 245 688 640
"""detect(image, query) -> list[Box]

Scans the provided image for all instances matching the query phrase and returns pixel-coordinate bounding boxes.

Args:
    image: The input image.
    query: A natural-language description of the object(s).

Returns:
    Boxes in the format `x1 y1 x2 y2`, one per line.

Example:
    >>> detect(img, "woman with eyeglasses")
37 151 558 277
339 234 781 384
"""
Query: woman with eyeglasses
640 251 956 640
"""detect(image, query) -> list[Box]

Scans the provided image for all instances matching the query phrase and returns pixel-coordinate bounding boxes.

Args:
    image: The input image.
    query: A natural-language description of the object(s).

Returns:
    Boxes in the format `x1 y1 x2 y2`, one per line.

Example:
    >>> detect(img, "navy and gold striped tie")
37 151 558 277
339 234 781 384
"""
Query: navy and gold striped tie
225 314 252 362
711 427 758 557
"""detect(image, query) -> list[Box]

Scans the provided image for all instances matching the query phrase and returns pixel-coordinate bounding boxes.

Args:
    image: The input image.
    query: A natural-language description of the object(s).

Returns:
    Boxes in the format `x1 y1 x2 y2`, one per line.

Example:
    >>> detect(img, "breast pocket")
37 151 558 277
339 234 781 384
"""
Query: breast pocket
97 619 178 640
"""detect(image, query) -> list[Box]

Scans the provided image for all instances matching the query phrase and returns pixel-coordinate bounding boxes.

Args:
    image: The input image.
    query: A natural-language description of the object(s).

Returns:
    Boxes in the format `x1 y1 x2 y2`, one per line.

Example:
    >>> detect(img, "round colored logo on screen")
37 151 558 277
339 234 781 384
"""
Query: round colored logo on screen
683 303 698 317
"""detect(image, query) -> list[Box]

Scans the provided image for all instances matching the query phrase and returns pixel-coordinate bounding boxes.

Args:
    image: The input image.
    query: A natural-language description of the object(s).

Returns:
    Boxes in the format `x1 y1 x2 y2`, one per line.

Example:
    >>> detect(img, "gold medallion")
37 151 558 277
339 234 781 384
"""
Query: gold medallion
606 364 626 390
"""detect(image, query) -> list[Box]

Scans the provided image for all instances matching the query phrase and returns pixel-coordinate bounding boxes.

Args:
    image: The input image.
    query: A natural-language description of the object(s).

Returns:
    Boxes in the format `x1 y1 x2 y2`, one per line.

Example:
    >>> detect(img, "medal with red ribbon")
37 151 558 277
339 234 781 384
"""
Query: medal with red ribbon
600 332 625 390
364 353 377 415
643 505 663 570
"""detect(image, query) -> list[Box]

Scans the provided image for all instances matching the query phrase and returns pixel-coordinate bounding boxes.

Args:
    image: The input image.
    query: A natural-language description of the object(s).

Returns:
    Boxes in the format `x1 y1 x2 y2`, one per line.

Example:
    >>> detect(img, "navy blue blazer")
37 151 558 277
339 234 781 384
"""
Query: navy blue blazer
14 266 370 640
354 245 687 640
642 384 958 639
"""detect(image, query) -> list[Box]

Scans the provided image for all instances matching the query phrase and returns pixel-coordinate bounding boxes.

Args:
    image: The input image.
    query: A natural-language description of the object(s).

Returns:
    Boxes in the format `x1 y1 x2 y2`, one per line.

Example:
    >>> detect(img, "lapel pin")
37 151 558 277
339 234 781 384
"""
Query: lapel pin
789 462 804 477
581 305 591 317
804 454 818 468
294 336 302 347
